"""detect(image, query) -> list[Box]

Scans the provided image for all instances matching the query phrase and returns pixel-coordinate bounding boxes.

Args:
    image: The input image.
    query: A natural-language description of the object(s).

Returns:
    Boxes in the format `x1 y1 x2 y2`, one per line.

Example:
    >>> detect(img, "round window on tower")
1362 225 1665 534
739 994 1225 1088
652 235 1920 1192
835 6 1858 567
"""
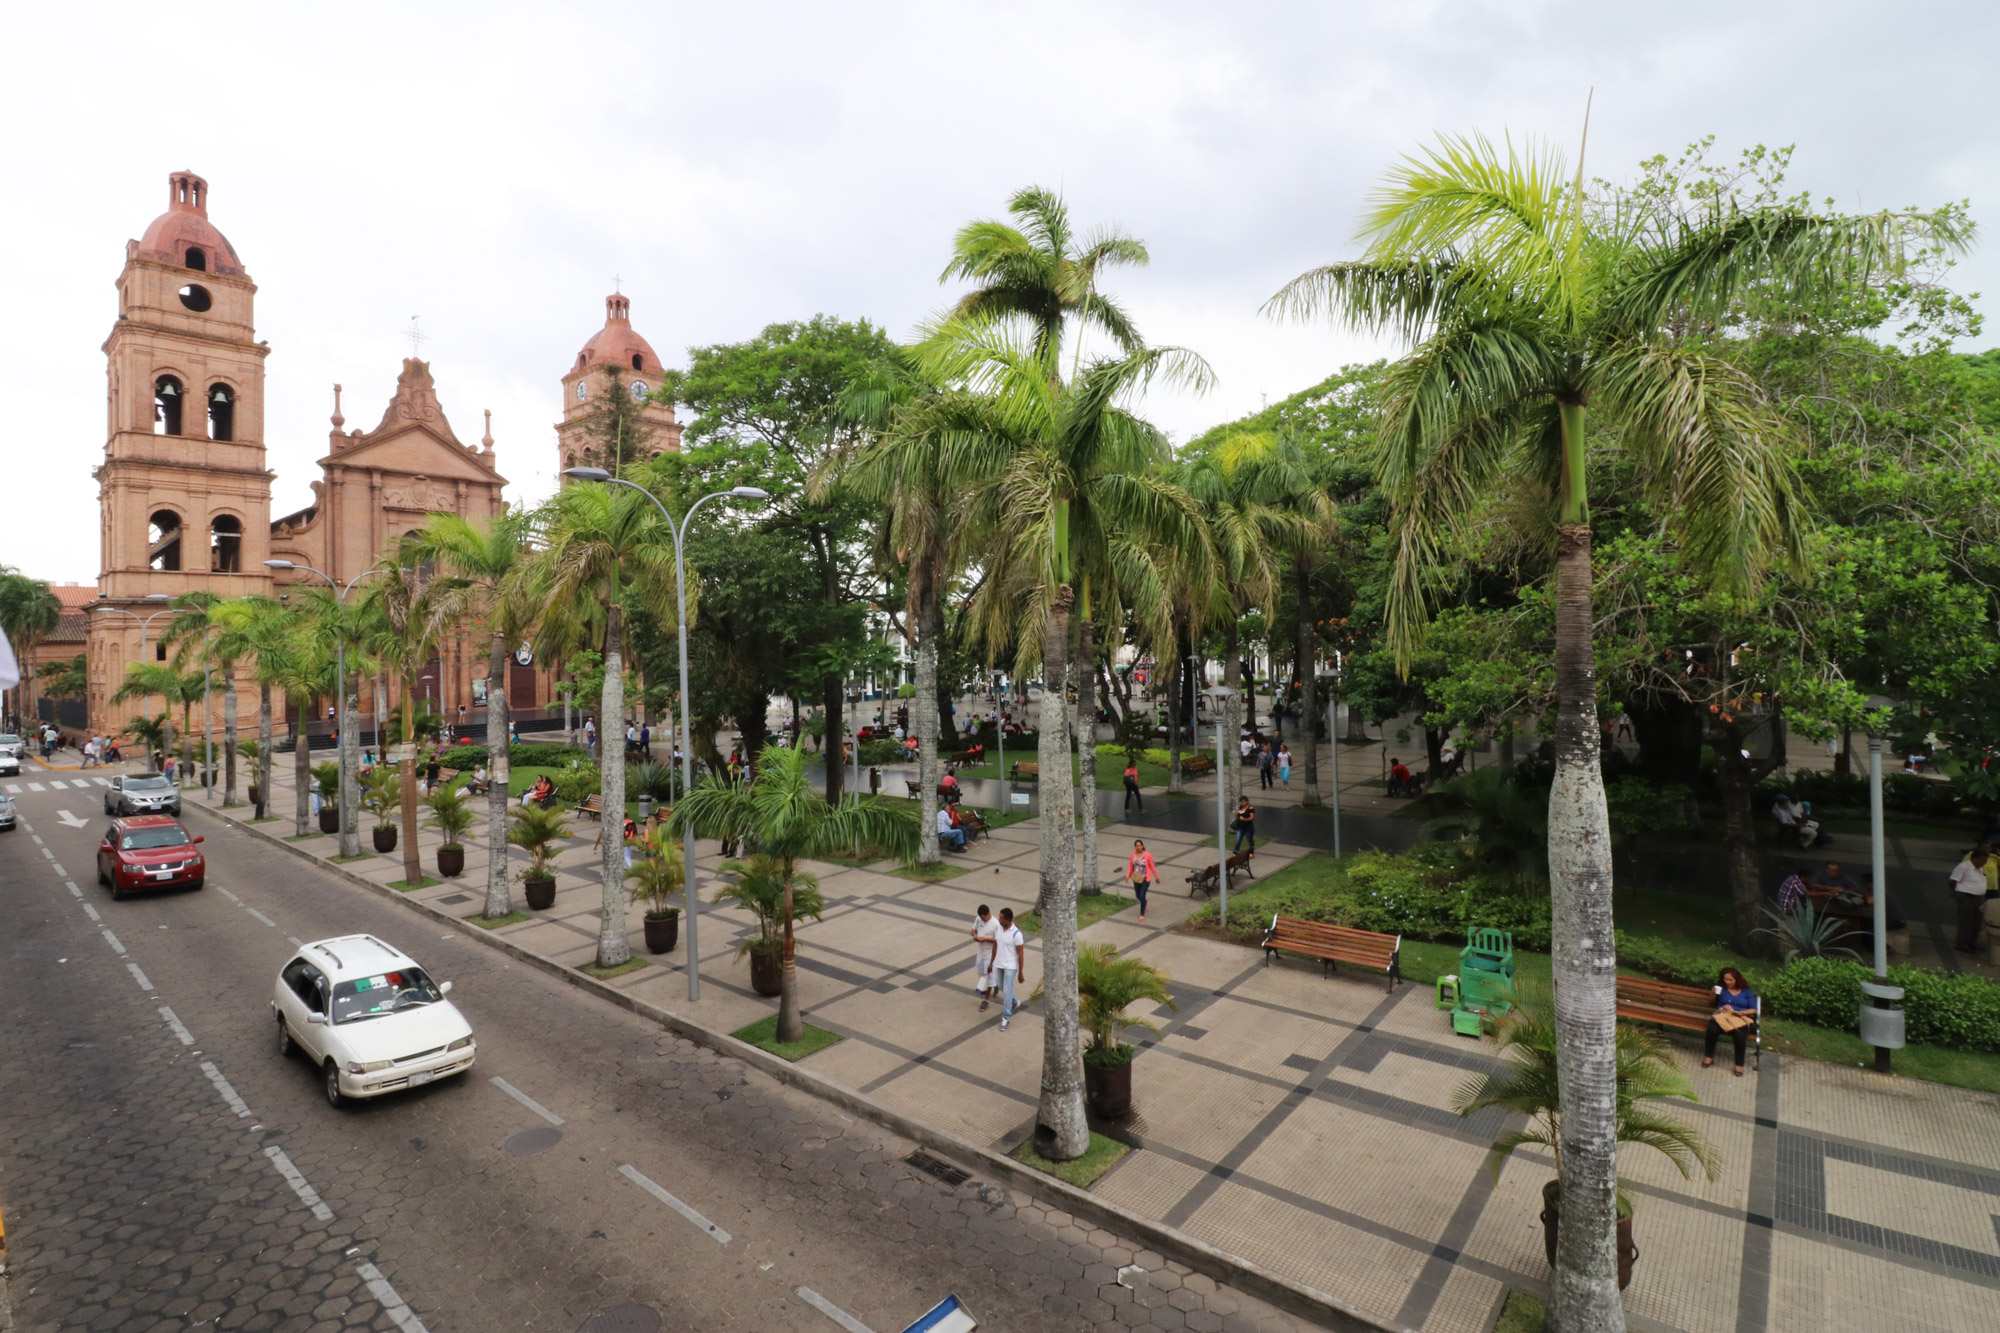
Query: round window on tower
178 284 212 312
630 381 648 402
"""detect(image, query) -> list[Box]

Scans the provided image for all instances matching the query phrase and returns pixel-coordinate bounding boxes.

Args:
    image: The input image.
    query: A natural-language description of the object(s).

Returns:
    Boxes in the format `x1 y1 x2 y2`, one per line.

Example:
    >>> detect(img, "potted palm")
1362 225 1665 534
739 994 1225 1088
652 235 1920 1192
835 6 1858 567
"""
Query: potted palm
313 761 342 834
1451 990 1719 1290
710 853 825 996
239 738 263 807
425 785 475 878
1073 943 1176 1118
362 768 402 853
625 825 685 953
508 803 571 910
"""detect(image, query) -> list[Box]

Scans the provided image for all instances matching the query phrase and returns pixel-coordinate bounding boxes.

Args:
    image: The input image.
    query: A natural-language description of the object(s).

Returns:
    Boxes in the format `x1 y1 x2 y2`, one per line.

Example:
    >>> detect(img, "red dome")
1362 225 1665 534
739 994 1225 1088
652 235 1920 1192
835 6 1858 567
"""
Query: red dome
136 171 246 277
574 294 663 376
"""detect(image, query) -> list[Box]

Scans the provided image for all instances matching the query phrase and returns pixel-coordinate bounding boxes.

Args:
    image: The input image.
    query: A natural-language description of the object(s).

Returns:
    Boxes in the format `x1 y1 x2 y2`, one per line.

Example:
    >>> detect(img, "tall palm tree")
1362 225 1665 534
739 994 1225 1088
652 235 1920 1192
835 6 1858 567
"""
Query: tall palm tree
671 744 918 1042
0 568 61 727
357 564 437 886
296 586 382 859
110 664 204 779
407 510 538 919
269 638 337 837
212 597 296 820
160 591 260 806
535 481 677 968
1269 129 1954 1330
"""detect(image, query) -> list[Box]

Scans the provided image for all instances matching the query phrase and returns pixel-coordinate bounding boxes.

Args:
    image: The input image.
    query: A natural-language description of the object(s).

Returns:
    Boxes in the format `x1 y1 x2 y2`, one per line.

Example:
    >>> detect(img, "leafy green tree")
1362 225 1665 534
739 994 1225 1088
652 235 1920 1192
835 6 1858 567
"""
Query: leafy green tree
1270 129 1952 1328
0 568 61 726
670 744 917 1042
37 653 87 699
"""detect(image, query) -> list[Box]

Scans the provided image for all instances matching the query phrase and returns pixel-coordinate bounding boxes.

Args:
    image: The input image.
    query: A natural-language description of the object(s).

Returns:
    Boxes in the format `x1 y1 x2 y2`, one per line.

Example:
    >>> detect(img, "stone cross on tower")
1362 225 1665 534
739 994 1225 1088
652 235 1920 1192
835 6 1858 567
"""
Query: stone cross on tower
406 316 428 358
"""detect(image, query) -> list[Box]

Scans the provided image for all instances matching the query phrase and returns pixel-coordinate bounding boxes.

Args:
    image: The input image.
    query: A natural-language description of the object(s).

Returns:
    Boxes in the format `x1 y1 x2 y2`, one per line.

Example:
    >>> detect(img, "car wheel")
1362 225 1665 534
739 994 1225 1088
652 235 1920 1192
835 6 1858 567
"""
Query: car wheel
97 865 109 887
109 878 124 901
324 1061 345 1108
276 1019 295 1058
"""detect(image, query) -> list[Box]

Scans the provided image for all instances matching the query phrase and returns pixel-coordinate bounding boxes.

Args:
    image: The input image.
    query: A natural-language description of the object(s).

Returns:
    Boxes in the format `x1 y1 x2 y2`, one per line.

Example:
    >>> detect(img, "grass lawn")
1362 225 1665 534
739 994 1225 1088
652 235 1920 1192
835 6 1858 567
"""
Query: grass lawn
955 750 1173 791
388 876 441 891
466 910 531 929
1495 1291 1545 1333
248 816 280 824
1013 1131 1129 1188
582 957 648 980
285 832 324 842
1177 849 2000 1097
1018 891 1132 937
733 1014 842 1061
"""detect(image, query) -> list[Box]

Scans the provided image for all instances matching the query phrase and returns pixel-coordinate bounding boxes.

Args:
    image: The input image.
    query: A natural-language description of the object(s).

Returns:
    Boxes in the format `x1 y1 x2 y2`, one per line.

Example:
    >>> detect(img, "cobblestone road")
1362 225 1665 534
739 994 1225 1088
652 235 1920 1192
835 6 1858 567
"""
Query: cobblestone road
0 777 1317 1333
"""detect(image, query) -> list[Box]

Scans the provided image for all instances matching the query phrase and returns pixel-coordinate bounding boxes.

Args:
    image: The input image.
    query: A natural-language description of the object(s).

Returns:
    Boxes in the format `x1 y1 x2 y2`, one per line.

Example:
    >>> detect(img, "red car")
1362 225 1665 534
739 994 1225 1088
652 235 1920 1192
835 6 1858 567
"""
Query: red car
97 815 206 898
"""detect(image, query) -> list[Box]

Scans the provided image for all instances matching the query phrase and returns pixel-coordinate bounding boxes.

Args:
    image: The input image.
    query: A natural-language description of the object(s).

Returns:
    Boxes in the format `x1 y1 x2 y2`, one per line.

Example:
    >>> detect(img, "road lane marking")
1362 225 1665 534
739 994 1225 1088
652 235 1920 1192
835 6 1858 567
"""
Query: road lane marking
93 776 110 786
55 810 87 827
796 1288 877 1333
29 833 42 844
81 902 101 922
100 929 127 955
356 1261 430 1333
617 1164 731 1244
215 885 241 902
264 1145 335 1222
288 936 305 947
160 1006 195 1045
66 882 81 898
490 1076 564 1126
246 907 277 927
127 962 155 991
50 862 66 876
199 1061 253 1117
27 782 44 791
40 847 52 859
4 783 19 793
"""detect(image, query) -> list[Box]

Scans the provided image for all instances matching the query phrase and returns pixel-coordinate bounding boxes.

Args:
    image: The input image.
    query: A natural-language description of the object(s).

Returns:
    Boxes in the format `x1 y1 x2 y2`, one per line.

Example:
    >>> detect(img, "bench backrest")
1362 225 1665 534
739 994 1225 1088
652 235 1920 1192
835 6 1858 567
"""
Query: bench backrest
1615 976 1712 1016
1268 915 1398 966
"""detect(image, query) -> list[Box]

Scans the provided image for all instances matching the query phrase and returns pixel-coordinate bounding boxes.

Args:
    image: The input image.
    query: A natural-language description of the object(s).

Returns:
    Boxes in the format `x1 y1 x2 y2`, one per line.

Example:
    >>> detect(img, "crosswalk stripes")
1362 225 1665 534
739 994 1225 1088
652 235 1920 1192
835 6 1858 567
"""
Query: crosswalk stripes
4 783 19 794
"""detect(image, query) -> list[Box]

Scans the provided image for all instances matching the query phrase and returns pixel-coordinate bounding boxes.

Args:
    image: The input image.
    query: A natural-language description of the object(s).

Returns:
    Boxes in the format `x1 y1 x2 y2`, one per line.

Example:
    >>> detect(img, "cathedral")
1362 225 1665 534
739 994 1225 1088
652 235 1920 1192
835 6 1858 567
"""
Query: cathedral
79 169 682 738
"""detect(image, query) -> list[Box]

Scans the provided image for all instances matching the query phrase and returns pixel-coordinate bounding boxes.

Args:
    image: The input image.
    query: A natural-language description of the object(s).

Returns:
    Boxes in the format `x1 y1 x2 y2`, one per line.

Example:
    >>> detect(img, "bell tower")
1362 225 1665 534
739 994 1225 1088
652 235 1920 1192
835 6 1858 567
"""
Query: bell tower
88 171 276 728
555 292 683 477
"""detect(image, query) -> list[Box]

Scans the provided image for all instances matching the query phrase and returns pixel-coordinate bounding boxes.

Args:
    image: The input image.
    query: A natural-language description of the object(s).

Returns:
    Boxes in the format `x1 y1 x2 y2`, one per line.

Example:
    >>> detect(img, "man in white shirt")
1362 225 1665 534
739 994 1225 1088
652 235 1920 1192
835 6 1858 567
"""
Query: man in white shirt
991 907 1028 1030
970 905 998 1011
937 805 966 852
1950 847 1990 953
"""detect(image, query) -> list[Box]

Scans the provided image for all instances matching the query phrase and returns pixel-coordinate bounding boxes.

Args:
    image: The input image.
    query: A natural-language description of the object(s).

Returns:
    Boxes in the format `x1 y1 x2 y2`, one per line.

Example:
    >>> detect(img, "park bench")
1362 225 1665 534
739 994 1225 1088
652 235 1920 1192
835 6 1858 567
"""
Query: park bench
572 793 605 821
946 746 985 772
1181 753 1215 776
1260 916 1402 992
1185 849 1255 897
1615 976 1761 1069
906 779 923 799
1010 760 1040 780
960 808 991 841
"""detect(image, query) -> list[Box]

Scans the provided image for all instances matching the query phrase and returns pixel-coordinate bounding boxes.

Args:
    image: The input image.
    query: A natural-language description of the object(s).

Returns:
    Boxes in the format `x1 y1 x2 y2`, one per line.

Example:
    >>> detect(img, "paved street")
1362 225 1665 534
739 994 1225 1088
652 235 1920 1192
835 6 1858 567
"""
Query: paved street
0 773 1313 1333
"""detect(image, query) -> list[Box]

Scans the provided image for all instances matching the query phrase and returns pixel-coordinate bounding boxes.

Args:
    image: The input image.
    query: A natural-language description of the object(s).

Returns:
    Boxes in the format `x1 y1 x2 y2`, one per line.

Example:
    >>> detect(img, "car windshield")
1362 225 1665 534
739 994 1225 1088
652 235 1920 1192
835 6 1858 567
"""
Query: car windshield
121 826 190 851
330 967 443 1024
0 734 18 745
126 776 172 791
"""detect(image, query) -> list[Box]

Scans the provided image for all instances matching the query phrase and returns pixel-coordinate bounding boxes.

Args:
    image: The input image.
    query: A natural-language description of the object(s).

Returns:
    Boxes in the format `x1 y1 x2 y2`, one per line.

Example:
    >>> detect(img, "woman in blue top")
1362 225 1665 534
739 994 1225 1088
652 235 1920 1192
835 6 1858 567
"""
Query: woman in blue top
1705 966 1758 1076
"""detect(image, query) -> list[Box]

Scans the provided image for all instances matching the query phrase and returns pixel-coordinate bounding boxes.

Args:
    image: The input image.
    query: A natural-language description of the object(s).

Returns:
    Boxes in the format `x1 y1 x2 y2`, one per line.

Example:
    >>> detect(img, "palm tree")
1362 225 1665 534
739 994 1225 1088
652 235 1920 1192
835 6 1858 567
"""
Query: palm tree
110 664 204 779
296 586 382 859
1270 129 1952 1329
670 744 917 1043
535 479 677 968
406 510 538 919
268 637 337 837
213 597 300 820
0 568 61 727
356 564 442 886
123 712 170 765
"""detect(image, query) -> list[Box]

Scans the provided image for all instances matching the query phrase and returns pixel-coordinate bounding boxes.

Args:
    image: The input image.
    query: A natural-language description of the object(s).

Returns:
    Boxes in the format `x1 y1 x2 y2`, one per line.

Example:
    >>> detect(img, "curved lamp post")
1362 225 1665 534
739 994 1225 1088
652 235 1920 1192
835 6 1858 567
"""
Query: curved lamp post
99 596 174 763
563 467 769 1001
264 561 390 857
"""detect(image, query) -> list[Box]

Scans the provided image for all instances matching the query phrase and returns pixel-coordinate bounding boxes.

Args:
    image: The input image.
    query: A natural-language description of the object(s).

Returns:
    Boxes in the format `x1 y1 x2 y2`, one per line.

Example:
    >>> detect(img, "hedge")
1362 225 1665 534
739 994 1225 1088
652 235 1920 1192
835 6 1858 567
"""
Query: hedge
437 741 590 771
1752 771 1966 820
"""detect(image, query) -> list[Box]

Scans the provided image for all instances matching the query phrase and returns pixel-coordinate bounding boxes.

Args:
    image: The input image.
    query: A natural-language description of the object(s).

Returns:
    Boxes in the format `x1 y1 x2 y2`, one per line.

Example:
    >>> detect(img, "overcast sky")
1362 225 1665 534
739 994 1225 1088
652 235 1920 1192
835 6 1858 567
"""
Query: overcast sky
3 0 1993 586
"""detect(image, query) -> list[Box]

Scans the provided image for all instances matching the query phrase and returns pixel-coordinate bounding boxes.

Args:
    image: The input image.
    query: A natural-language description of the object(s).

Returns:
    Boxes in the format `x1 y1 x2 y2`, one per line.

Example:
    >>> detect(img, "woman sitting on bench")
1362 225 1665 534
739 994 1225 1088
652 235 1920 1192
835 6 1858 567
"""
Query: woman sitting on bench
522 774 556 807
1705 967 1758 1076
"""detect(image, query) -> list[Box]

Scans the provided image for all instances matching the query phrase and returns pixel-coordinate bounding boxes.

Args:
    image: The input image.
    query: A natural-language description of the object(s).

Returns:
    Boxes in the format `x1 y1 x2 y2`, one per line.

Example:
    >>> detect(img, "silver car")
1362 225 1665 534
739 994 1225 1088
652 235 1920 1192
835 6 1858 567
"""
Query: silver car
0 792 15 831
0 733 19 777
105 772 182 817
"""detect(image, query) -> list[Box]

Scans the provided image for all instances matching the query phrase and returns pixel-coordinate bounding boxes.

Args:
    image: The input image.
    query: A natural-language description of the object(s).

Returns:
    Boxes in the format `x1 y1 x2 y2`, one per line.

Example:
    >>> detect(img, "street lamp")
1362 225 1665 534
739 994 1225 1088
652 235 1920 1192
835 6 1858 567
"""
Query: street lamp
1204 683 1234 925
101 596 175 767
265 560 390 858
563 467 769 1001
1860 693 1905 1074
1322 661 1345 859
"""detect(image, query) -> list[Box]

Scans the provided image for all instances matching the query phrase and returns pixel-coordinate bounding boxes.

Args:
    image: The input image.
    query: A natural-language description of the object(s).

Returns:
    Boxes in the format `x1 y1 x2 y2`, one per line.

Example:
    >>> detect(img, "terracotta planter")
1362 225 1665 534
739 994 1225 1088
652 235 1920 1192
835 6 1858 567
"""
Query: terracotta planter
317 807 340 834
1541 1180 1636 1290
644 912 681 954
436 845 465 878
524 875 556 910
372 826 398 853
748 948 784 997
1084 1057 1134 1119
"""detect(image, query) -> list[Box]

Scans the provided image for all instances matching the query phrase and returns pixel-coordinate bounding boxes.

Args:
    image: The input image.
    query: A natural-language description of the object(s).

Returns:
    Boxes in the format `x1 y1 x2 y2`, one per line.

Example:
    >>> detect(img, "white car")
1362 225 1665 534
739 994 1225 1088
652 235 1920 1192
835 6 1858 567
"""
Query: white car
0 733 20 776
271 934 475 1106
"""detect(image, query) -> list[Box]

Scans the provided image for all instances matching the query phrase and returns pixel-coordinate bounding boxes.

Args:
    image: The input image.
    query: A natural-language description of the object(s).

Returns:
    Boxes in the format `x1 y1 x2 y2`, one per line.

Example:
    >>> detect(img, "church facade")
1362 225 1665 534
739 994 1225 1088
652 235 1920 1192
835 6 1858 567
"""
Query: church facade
80 170 680 739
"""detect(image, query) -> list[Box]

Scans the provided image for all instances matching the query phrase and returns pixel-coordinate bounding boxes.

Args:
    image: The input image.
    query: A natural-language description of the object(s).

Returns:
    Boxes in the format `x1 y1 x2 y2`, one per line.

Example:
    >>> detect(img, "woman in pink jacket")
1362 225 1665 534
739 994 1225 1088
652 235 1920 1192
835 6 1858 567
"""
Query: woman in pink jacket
1126 839 1159 923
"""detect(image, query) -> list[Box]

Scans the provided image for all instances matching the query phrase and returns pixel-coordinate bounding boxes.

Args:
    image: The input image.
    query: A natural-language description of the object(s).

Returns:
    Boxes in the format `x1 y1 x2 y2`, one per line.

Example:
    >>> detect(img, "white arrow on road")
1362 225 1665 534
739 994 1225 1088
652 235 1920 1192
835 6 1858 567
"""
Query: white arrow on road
56 809 89 828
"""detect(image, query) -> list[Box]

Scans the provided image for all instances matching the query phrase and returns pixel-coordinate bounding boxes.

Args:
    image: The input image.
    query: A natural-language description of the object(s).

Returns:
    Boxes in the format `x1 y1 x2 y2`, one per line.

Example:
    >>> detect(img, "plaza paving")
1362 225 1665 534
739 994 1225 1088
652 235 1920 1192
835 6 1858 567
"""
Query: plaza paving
40 753 2000 1332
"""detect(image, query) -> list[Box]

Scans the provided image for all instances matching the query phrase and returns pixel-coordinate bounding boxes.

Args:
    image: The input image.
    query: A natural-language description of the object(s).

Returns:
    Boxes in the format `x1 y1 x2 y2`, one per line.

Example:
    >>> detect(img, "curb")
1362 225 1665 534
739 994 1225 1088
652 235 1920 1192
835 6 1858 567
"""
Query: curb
186 798 1404 1333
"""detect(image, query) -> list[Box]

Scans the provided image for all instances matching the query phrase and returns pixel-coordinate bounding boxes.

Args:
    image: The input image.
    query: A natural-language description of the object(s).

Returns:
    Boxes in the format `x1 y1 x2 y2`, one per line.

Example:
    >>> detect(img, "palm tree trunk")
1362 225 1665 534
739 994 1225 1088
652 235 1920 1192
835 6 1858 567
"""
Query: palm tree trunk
1714 725 1769 957
596 607 631 968
1547 517 1623 1332
338 669 361 858
1165 642 1184 795
484 632 513 919
292 706 311 838
256 687 272 819
400 674 422 887
1035 585 1089 1161
1075 614 1099 896
777 873 803 1044
822 674 845 806
223 675 239 805
179 703 192 791
914 571 941 867
1296 560 1321 806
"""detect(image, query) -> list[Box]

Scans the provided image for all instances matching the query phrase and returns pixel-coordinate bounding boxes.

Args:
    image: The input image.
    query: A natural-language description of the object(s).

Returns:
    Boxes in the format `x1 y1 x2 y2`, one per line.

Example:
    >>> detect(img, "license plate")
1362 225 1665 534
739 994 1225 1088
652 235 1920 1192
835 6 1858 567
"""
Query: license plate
407 1070 437 1087
150 870 174 879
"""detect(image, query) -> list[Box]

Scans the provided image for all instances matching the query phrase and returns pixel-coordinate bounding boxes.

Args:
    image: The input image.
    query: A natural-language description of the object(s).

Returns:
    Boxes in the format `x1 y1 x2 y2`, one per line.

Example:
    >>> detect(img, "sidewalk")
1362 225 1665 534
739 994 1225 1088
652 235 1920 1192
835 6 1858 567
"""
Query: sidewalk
181 760 2000 1333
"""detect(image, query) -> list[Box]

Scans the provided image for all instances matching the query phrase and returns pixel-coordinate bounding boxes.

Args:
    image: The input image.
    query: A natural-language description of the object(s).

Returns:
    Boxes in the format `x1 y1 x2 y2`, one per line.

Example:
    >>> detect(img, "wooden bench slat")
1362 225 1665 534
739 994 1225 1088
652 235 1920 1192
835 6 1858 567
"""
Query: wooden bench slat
1260 915 1400 992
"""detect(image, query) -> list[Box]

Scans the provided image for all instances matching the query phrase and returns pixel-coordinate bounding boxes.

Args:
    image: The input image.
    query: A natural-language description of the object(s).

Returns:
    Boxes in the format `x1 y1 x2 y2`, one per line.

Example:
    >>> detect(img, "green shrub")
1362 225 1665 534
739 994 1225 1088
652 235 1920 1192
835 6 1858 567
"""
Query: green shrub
1753 771 1963 819
553 763 602 805
1604 777 1694 839
1260 845 1553 951
1760 957 1863 1030
439 744 488 769
1739 957 2000 1053
857 738 905 766
510 741 586 768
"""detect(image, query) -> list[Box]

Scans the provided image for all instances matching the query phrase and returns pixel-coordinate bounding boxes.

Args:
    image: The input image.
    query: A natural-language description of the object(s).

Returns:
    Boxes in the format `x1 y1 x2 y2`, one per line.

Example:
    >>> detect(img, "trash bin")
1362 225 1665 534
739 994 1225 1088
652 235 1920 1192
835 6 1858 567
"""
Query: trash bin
1858 980 1905 1049
637 794 655 823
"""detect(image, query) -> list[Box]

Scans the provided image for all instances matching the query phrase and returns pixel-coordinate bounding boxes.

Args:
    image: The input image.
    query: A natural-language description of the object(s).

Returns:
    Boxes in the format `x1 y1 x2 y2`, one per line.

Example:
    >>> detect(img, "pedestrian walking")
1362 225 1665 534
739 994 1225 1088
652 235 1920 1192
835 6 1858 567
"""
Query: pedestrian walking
1258 742 1275 790
584 717 597 759
971 905 998 1010
1126 839 1157 922
1278 743 1291 789
991 908 1027 1031
1123 758 1143 812
639 723 651 759
1951 846 1991 953
1232 795 1256 853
